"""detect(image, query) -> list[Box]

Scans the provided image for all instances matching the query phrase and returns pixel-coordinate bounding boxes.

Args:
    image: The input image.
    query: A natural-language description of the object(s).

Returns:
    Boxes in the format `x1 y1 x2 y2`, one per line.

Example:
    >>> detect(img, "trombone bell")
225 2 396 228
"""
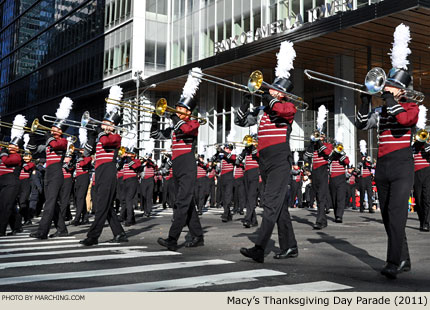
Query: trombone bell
364 67 386 94
416 129 429 143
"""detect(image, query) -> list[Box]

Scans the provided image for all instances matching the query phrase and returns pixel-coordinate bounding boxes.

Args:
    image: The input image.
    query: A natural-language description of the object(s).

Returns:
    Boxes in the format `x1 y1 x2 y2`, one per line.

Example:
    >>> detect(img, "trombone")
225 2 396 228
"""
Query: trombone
190 69 309 111
105 97 156 114
0 120 46 136
304 67 425 103
32 118 77 143
81 111 135 137
0 142 25 153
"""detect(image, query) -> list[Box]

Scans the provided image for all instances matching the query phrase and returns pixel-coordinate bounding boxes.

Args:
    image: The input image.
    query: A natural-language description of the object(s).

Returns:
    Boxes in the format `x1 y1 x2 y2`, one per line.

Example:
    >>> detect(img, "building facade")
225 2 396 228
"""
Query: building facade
1 0 430 164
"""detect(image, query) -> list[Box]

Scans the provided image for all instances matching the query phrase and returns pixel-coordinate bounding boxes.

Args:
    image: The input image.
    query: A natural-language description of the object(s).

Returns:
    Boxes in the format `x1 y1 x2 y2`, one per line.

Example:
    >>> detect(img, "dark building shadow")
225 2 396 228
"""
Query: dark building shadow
308 231 385 272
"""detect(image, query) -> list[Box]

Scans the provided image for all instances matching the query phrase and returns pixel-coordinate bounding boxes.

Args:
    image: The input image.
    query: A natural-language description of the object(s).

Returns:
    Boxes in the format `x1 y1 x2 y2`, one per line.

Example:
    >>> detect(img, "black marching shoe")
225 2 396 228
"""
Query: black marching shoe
157 237 179 251
23 220 32 226
313 222 327 230
243 221 251 228
79 237 98 246
109 232 128 243
221 215 232 223
381 262 399 279
184 236 204 248
420 223 429 232
398 259 411 273
30 232 47 240
49 230 68 238
273 247 299 259
240 246 264 263
335 217 343 223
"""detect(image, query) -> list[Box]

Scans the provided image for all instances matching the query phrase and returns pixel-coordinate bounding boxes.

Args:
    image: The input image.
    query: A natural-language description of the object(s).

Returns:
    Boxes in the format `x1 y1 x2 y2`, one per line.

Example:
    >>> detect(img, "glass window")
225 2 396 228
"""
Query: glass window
146 0 157 13
145 41 155 65
252 0 261 30
158 0 167 15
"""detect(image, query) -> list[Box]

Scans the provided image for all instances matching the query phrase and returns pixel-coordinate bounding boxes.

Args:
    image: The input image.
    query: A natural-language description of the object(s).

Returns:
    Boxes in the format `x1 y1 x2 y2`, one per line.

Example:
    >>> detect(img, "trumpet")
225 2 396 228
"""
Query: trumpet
333 142 344 153
242 134 258 147
155 99 207 125
190 69 309 111
32 118 77 143
415 129 429 143
68 144 83 155
304 67 425 103
0 120 46 136
310 130 323 142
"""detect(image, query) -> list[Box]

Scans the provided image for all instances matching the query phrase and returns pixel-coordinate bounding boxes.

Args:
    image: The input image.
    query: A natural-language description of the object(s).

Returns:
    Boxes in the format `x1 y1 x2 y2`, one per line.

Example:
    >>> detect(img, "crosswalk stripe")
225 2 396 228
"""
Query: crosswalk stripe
236 281 353 292
69 269 286 292
0 243 122 253
0 259 234 286
0 251 180 270
0 236 77 243
0 246 148 259
0 240 80 247
0 235 31 239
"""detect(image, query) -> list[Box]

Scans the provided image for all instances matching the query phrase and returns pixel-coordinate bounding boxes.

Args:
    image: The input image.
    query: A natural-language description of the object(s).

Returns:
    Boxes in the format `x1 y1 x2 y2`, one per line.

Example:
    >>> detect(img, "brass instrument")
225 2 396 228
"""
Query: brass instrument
191 69 309 111
68 144 83 154
80 111 134 137
242 134 258 147
118 146 126 157
0 142 25 153
415 129 429 143
310 130 322 142
0 120 46 136
334 143 344 153
105 97 157 114
32 119 77 143
305 68 425 103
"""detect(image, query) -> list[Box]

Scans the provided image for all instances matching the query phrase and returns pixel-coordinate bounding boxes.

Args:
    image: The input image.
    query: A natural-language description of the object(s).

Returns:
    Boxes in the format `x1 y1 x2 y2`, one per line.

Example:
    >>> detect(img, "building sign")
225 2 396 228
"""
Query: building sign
215 0 377 54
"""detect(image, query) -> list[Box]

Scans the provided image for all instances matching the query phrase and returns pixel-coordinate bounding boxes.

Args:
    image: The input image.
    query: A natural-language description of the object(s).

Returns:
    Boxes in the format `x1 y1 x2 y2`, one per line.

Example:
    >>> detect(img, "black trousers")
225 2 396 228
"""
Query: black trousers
18 178 31 221
123 177 138 224
194 177 206 212
91 183 97 214
255 144 297 251
375 151 413 266
115 177 124 213
289 180 303 208
87 162 124 239
168 152 203 241
207 177 216 207
244 168 259 225
413 167 430 228
0 174 20 235
54 177 73 233
312 165 329 226
216 177 222 206
140 178 154 215
162 178 175 208
73 173 90 223
37 163 64 237
359 176 373 212
233 177 245 213
220 172 234 219
329 175 347 219
345 183 356 208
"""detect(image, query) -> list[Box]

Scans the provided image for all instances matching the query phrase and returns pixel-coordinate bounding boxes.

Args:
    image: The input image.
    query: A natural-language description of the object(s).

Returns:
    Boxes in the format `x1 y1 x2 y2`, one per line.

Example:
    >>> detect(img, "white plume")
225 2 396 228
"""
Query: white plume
122 131 136 151
275 41 296 79
316 105 327 132
79 127 88 147
106 85 123 113
182 67 202 99
23 134 30 150
359 140 367 156
389 23 411 70
335 127 344 143
56 97 73 120
293 151 299 164
416 105 427 130
11 114 27 140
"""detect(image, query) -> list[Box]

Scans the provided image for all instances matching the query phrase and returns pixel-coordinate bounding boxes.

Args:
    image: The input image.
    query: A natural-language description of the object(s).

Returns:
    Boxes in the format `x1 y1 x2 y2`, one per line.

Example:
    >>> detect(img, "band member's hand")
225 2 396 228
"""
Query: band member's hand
381 91 397 107
360 93 372 105
261 89 274 107
0 148 8 157
170 113 181 125
152 113 161 123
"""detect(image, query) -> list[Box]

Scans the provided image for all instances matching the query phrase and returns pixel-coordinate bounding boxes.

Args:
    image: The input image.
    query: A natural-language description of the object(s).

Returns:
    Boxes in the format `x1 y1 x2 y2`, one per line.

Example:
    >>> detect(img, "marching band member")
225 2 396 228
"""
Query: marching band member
328 129 350 223
236 138 259 228
140 153 156 217
151 67 204 250
232 150 245 216
161 153 174 209
357 140 374 213
236 41 298 262
345 166 358 210
206 159 217 208
412 106 430 232
356 24 418 279
195 154 207 215
212 143 236 222
0 115 26 236
289 151 303 209
80 85 127 246
71 128 92 225
29 98 71 239
120 135 141 226
18 134 36 225
304 105 332 230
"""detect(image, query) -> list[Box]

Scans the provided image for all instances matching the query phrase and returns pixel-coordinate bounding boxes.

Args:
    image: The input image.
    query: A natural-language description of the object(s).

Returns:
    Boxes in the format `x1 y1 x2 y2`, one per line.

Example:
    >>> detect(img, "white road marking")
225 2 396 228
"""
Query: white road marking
237 281 353 292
